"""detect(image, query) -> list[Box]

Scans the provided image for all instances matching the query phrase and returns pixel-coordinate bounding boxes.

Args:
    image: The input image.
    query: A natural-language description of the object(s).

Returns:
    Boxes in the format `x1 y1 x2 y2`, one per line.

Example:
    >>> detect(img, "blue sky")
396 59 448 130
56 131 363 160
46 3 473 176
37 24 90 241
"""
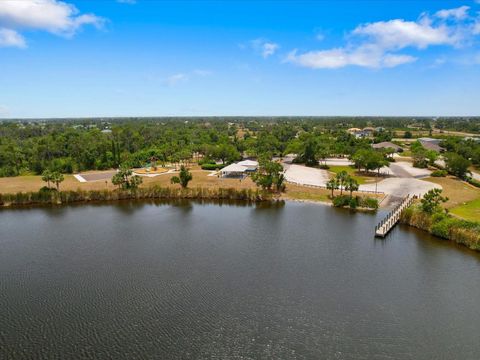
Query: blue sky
1 0 480 118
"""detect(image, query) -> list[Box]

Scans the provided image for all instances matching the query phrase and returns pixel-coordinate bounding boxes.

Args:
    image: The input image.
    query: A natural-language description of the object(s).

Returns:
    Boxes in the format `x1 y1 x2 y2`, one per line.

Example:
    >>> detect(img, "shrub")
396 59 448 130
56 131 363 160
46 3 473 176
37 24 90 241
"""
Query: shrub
318 164 330 170
467 177 480 188
332 195 351 207
359 197 379 209
431 170 448 177
349 197 358 209
201 163 224 170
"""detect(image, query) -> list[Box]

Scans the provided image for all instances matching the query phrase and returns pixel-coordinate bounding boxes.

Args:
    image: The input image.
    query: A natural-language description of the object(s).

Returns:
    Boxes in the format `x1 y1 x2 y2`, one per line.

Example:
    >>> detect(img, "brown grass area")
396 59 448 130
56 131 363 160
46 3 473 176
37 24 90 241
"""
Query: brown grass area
0 170 257 194
424 176 480 209
282 184 331 203
0 170 384 207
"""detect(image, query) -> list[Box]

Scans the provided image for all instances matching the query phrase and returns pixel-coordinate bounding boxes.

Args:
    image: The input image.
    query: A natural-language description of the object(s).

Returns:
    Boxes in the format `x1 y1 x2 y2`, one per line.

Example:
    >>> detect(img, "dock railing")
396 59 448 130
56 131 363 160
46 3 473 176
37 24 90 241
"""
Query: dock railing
375 194 417 238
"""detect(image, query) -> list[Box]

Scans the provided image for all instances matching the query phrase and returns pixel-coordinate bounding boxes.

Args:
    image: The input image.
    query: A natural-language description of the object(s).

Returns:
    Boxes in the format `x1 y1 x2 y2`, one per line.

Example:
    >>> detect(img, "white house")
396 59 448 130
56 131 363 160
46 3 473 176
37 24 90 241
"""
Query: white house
220 160 259 178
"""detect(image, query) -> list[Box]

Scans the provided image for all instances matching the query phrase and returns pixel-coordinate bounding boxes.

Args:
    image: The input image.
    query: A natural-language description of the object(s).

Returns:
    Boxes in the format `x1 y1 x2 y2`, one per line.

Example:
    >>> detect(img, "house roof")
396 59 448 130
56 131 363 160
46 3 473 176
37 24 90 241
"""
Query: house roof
221 163 249 173
372 142 403 152
418 137 441 144
419 140 442 152
237 160 258 167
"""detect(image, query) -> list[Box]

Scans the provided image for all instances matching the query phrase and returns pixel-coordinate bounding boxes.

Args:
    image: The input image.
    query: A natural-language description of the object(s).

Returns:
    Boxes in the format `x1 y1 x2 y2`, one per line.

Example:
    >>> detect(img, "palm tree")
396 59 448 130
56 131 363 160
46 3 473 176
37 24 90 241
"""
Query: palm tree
41 170 53 188
335 170 349 195
326 178 338 198
51 171 64 191
344 176 359 198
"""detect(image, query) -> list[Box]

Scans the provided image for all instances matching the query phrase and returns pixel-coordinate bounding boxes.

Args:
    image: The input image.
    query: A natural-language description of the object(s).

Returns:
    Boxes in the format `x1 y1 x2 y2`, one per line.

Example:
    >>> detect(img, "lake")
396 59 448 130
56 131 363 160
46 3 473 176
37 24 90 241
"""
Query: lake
1 201 479 359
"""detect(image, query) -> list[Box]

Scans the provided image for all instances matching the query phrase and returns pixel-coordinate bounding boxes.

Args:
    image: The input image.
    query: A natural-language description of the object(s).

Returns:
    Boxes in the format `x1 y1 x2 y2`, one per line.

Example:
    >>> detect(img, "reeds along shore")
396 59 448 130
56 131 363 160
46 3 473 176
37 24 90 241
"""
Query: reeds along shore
0 186 275 207
401 206 480 251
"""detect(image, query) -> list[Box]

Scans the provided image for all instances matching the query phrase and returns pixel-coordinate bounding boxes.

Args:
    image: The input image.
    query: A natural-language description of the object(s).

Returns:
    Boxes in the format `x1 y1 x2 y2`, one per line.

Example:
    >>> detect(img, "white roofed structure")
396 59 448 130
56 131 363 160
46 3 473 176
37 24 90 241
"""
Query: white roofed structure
220 160 258 178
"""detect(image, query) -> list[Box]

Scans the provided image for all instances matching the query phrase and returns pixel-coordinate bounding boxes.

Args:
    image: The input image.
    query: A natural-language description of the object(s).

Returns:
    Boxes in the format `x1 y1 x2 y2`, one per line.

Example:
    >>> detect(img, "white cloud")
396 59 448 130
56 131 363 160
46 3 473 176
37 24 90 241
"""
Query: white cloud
435 6 470 20
164 73 189 86
262 42 279 58
286 45 416 69
286 6 479 69
0 28 26 48
0 0 104 48
250 38 279 58
352 19 460 49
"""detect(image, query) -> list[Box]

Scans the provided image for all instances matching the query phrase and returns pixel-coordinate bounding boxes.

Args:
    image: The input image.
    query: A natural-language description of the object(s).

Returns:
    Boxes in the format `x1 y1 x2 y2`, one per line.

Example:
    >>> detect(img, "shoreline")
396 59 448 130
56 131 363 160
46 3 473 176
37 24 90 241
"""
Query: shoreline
2 187 479 251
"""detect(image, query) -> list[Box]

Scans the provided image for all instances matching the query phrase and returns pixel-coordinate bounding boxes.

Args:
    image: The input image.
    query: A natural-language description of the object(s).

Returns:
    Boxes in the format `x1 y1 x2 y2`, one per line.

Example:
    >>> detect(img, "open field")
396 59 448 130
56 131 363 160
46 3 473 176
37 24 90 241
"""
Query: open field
281 184 331 203
450 199 480 222
425 177 480 212
0 170 257 194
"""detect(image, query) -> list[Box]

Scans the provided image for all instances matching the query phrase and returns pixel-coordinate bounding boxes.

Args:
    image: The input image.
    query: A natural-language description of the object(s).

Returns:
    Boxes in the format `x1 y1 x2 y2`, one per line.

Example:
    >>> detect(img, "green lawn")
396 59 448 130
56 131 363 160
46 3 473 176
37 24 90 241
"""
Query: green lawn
328 165 374 185
450 198 480 222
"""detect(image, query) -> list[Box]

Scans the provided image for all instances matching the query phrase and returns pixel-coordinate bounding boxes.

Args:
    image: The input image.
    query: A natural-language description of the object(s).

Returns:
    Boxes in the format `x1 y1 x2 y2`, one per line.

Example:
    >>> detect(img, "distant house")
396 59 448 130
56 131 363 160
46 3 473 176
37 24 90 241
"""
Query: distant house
372 141 403 153
347 127 373 138
220 160 259 178
418 137 443 152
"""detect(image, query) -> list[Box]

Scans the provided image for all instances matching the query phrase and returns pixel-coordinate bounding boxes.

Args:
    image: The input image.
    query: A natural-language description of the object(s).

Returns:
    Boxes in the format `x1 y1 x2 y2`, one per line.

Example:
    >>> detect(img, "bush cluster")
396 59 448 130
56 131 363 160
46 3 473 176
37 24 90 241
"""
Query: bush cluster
431 170 448 177
467 177 480 188
332 195 378 210
200 163 224 170
401 205 480 251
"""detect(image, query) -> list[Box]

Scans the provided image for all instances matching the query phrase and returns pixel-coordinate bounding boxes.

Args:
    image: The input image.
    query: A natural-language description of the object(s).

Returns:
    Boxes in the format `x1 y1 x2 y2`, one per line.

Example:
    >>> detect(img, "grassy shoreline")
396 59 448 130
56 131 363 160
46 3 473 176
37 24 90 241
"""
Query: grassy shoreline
401 205 480 251
0 186 276 208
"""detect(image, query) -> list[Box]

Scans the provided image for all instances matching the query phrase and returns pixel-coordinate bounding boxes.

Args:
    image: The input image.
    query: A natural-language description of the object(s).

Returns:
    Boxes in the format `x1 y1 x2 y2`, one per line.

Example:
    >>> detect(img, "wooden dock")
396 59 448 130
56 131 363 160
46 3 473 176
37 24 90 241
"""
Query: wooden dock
375 195 416 238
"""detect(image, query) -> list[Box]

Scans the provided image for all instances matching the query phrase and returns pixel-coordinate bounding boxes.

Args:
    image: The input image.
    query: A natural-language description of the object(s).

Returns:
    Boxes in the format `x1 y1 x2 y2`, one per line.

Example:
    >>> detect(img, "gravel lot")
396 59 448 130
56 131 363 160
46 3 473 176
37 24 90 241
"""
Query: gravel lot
284 164 330 186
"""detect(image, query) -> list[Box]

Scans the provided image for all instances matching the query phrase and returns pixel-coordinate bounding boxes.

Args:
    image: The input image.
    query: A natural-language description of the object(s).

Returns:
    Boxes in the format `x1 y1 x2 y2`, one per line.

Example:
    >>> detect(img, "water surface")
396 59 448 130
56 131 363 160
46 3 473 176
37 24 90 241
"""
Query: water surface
1 201 479 359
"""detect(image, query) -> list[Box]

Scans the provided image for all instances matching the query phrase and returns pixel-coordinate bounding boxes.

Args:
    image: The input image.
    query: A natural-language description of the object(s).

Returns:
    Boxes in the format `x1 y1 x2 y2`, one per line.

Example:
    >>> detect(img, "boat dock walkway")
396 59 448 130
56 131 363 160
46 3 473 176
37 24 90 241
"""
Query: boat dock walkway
375 195 416 238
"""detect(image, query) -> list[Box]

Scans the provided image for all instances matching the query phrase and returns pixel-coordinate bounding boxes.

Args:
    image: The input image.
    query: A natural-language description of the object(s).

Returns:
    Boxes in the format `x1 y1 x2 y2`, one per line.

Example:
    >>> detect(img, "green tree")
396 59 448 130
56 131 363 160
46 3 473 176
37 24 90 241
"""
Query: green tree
421 188 448 214
170 165 193 188
111 164 142 190
41 170 53 188
335 170 349 195
302 137 318 167
251 157 285 192
326 178 338 198
426 150 438 166
412 144 428 168
444 152 471 179
51 171 64 191
344 176 359 198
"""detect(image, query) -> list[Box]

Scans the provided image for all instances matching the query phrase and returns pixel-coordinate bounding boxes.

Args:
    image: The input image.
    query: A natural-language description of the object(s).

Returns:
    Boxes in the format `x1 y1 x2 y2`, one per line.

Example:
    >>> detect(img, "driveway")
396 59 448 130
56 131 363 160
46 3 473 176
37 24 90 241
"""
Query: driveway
388 162 431 178
360 178 441 198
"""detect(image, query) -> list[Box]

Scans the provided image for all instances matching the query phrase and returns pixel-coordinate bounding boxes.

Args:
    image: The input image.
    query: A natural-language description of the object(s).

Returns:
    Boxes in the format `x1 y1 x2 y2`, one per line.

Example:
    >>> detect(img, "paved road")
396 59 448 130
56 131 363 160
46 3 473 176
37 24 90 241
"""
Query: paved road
388 162 431 178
